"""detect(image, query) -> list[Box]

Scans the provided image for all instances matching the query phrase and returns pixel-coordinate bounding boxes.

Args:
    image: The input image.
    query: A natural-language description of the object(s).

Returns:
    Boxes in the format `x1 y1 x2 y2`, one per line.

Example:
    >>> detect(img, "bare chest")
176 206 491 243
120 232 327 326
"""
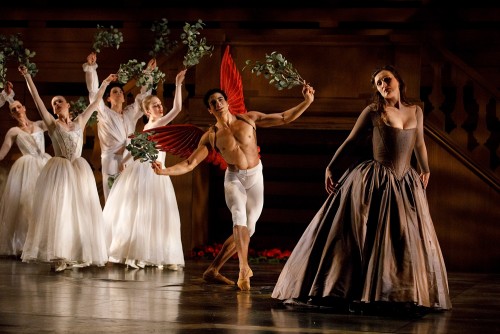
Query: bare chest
213 123 256 153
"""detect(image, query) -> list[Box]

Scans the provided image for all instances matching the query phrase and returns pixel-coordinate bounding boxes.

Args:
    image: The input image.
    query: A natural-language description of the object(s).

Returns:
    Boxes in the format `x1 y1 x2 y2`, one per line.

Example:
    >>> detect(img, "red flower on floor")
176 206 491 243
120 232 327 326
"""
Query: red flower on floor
190 243 291 263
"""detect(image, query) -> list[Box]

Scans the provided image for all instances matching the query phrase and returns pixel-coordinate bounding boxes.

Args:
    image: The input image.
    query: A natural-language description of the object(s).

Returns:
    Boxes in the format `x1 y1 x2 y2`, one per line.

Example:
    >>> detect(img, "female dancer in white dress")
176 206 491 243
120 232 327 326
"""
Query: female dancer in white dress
19 65 116 271
103 69 187 270
0 84 51 256
0 82 15 196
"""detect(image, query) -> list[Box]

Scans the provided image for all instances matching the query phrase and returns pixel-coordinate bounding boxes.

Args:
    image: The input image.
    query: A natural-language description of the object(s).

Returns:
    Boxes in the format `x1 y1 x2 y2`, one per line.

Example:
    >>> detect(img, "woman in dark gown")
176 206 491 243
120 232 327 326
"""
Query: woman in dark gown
272 65 452 313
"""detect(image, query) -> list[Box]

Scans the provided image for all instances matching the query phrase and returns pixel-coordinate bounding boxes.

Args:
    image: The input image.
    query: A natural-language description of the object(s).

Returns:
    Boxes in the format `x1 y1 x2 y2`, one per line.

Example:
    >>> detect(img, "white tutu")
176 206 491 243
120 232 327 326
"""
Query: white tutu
0 131 50 255
21 123 108 266
103 151 184 267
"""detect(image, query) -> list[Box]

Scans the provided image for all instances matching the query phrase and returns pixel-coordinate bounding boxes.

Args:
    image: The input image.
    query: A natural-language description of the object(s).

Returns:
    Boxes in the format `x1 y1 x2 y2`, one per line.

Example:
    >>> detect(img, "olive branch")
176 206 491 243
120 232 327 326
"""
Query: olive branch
0 34 38 88
92 25 123 53
181 19 214 69
149 18 178 58
0 52 6 88
116 59 166 91
243 51 306 90
126 131 159 164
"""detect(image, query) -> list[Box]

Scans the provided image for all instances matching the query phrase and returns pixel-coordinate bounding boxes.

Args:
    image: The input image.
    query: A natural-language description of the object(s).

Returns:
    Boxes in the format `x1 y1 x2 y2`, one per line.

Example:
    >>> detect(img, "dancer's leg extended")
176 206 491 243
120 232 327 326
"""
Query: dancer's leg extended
203 235 236 285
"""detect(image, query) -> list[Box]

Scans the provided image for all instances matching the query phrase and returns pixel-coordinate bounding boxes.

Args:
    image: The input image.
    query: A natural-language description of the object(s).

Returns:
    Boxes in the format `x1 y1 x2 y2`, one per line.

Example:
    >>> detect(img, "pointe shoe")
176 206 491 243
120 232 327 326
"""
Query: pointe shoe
166 264 178 271
137 261 146 269
55 261 67 272
108 256 120 263
237 269 253 291
237 277 251 291
72 262 90 268
125 260 139 269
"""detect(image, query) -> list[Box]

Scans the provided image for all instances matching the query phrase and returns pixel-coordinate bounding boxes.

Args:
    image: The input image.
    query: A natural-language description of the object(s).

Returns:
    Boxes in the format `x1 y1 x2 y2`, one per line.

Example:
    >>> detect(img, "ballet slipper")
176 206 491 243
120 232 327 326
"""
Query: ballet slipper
72 262 90 268
237 269 253 291
125 259 139 269
55 261 67 272
203 269 235 285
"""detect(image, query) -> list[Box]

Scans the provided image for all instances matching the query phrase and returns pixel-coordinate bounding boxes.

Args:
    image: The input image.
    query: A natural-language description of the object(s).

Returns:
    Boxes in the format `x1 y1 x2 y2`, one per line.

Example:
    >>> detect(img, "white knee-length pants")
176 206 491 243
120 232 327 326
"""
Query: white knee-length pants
223 161 264 237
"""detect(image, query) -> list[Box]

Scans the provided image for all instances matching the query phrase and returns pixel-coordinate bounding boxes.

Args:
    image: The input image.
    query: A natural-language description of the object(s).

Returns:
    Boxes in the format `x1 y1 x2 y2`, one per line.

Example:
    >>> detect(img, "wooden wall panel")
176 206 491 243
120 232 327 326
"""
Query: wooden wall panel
426 134 500 272
0 6 498 272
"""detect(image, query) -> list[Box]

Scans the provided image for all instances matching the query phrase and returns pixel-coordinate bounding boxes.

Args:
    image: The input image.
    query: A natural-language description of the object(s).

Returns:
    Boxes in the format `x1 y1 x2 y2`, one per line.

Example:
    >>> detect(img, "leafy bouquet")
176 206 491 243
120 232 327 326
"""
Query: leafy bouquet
92 25 123 53
181 19 214 69
0 34 38 88
243 51 306 90
149 18 178 58
126 131 159 164
0 52 6 88
116 59 166 91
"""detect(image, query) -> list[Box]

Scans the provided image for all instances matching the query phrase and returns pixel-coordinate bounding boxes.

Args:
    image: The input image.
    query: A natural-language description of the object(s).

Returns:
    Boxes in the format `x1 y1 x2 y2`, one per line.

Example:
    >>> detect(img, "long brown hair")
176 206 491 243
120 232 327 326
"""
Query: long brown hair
370 65 411 112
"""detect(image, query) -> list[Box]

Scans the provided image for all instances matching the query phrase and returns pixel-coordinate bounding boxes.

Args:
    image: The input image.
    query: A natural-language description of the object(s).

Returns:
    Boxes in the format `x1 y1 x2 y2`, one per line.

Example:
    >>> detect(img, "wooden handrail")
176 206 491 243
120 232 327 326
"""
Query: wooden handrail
429 41 500 100
425 121 500 193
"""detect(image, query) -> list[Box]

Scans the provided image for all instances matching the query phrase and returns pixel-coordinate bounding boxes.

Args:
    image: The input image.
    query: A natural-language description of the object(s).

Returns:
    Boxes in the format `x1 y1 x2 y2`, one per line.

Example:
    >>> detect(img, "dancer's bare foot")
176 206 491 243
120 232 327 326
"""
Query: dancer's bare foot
203 268 235 285
237 268 253 291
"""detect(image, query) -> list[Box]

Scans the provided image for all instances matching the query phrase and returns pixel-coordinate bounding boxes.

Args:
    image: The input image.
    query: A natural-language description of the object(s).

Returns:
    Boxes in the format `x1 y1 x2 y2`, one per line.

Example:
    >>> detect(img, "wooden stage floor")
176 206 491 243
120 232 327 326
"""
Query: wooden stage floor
0 257 498 333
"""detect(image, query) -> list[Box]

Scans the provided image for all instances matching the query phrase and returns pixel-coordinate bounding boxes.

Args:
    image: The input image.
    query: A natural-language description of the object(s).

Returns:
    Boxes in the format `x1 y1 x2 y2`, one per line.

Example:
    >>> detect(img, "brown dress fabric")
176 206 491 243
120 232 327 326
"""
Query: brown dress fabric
271 113 452 310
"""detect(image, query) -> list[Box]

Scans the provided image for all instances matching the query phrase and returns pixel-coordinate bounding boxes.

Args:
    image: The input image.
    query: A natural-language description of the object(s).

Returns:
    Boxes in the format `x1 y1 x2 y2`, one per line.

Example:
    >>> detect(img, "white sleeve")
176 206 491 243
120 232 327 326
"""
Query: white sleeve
82 62 105 107
0 89 15 107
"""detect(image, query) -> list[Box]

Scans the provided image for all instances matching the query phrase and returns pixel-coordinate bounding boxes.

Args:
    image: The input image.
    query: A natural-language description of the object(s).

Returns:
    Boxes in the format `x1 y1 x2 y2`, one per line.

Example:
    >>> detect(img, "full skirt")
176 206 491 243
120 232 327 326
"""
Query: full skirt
0 154 50 255
272 160 452 310
103 159 184 267
21 157 108 266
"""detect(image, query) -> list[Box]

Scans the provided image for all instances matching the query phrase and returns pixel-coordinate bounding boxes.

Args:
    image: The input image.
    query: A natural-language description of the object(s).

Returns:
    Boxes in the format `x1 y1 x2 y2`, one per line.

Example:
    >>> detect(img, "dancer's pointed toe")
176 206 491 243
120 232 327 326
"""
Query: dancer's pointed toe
237 269 253 291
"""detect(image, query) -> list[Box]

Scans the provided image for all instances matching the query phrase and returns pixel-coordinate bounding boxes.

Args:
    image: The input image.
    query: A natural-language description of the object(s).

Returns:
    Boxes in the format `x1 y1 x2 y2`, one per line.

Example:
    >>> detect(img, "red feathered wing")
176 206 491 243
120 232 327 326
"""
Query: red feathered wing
221 45 247 115
146 45 247 170
145 124 228 170
149 124 202 159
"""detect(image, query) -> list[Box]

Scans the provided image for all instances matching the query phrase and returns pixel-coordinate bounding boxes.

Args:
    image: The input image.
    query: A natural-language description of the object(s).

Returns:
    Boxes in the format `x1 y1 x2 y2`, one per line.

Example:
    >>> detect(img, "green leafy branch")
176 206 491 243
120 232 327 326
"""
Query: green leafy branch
117 59 166 91
243 51 306 90
0 52 7 89
69 96 98 127
181 19 214 69
107 173 120 190
92 25 123 53
126 131 159 164
149 18 178 58
0 34 38 88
